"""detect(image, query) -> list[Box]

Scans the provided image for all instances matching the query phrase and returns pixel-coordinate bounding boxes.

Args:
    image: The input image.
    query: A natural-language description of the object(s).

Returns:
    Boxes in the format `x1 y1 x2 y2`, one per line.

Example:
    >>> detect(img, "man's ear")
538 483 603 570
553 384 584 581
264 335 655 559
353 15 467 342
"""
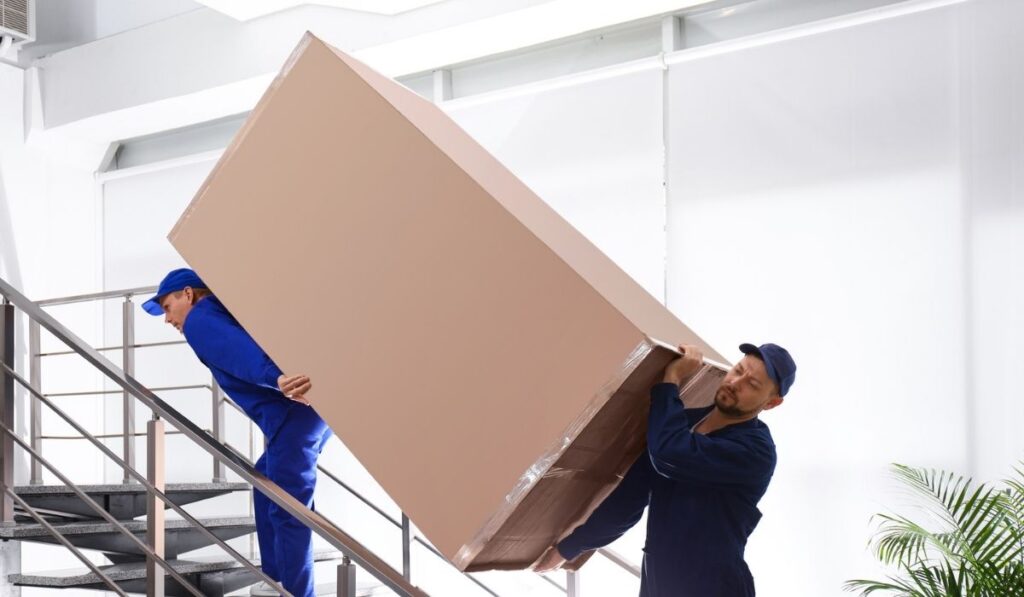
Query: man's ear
763 396 784 411
183 286 194 304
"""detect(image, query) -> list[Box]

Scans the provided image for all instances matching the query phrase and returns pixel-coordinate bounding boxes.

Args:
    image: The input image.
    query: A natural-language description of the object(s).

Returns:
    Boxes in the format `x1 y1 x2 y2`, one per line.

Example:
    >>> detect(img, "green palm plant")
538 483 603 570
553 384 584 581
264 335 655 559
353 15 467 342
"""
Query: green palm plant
845 463 1024 596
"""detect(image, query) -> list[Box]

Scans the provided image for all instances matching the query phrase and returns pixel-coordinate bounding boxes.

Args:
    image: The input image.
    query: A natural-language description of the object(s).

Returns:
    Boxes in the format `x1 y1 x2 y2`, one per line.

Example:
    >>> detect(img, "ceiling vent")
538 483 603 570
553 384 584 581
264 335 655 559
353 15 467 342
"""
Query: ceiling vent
0 0 34 47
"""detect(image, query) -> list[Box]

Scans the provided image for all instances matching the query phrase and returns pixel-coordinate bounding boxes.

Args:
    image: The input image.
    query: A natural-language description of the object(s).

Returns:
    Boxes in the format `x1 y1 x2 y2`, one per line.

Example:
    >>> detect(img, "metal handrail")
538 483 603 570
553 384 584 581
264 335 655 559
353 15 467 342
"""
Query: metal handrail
597 548 641 578
38 339 187 357
28 282 586 596
3 487 129 596
229 362 573 594
0 420 208 597
35 286 158 306
221 397 564 596
0 362 286 596
219 397 516 597
44 384 209 398
318 460 566 594
40 429 196 440
0 278 427 596
223 438 509 597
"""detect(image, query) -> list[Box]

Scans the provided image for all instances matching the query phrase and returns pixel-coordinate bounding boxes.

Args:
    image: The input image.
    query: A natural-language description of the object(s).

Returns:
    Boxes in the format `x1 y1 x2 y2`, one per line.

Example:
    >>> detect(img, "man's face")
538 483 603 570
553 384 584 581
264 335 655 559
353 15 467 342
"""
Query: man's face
159 288 195 334
714 355 783 418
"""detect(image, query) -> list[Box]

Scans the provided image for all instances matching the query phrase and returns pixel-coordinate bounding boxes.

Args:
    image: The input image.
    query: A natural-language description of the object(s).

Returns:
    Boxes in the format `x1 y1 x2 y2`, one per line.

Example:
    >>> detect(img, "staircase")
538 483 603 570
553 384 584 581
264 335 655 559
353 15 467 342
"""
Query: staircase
0 278 632 596
0 279 438 597
3 482 383 595
10 551 372 596
2 475 389 596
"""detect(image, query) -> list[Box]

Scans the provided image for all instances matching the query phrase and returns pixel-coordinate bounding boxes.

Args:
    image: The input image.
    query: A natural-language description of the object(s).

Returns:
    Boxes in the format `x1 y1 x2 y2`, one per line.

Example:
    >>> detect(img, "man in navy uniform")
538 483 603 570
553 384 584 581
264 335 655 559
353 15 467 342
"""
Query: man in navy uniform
534 342 796 597
143 268 332 597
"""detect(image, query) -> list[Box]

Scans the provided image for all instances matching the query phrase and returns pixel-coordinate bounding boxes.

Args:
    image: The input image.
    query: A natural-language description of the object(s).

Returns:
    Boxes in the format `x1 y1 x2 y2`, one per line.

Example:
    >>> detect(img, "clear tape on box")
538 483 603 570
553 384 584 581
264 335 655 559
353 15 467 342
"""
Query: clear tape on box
452 337 657 568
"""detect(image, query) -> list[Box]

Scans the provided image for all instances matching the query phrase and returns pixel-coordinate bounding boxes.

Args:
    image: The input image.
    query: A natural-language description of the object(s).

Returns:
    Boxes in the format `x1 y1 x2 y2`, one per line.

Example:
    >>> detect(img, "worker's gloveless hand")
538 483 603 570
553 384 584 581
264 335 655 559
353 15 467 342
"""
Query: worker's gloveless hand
278 374 313 406
532 546 567 573
663 344 704 386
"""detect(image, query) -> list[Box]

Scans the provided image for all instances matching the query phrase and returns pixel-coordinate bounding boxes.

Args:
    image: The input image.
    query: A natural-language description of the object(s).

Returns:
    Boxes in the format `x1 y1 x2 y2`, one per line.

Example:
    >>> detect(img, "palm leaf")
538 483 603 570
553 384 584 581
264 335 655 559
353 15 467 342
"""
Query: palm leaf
846 463 1024 596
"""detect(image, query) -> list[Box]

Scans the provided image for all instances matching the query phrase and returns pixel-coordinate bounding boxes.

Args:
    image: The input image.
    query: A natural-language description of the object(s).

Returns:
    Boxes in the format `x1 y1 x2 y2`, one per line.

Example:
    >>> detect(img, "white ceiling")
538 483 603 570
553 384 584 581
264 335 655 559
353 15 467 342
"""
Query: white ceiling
194 0 450 20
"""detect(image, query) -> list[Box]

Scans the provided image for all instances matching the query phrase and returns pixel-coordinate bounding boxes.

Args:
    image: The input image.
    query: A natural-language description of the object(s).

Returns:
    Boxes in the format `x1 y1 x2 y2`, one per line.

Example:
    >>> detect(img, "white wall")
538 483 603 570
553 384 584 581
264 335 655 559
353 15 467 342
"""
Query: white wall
446 65 667 299
1 61 110 596
100 159 231 487
6 0 1024 595
960 0 1024 485
665 0 1024 594
0 62 105 486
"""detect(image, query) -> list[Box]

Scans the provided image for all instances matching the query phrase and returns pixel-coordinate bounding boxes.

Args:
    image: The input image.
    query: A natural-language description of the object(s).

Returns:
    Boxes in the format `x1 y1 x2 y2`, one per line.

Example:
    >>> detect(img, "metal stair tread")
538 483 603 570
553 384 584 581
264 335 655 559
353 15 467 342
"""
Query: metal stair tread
312 581 390 597
0 516 255 539
10 550 345 587
226 580 389 597
13 482 250 495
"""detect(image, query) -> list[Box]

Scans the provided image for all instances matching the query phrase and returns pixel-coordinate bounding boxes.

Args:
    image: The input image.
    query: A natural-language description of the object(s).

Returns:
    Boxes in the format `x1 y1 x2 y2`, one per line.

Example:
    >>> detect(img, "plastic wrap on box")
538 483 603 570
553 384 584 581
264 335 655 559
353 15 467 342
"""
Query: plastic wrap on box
458 340 726 571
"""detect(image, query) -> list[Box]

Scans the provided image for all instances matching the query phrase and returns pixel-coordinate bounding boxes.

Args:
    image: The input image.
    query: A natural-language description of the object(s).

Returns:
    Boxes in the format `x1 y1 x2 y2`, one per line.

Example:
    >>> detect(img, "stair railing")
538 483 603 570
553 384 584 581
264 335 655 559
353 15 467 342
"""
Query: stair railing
14 279 639 596
0 277 427 597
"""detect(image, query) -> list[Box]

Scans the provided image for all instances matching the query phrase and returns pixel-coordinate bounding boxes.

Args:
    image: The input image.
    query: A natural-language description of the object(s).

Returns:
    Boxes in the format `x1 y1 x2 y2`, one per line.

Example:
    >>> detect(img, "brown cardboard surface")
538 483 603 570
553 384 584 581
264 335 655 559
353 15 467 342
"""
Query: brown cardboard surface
169 33 726 570
466 353 725 571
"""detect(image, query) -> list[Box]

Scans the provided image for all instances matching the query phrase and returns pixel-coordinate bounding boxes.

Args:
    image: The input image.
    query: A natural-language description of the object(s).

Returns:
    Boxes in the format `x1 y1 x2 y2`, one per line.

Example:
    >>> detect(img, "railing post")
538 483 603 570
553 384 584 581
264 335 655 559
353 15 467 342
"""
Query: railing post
0 307 19 597
147 416 165 597
122 296 136 484
0 280 429 597
249 417 257 557
29 318 42 485
338 556 356 597
402 513 411 581
0 301 15 524
566 570 580 597
212 377 226 482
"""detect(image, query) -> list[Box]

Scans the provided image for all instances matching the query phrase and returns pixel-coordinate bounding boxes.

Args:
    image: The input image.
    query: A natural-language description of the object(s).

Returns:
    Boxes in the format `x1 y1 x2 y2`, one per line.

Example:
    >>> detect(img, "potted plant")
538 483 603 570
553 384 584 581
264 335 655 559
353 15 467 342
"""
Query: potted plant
845 464 1024 596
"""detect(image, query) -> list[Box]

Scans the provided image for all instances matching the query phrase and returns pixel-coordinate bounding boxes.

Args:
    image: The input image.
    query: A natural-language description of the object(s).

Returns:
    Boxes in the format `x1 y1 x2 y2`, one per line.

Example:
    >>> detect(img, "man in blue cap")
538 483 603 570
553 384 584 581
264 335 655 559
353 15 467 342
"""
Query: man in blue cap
534 342 796 597
142 268 332 597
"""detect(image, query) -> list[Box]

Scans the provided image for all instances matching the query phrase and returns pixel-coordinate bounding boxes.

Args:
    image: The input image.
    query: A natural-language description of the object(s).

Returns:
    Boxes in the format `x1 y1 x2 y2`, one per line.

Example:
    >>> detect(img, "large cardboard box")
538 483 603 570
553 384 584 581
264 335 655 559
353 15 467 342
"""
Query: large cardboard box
169 33 727 571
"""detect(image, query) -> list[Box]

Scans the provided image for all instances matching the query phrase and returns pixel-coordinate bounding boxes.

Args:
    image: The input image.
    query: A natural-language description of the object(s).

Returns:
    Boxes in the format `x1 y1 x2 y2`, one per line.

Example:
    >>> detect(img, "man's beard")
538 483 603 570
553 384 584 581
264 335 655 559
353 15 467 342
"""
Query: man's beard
714 387 755 418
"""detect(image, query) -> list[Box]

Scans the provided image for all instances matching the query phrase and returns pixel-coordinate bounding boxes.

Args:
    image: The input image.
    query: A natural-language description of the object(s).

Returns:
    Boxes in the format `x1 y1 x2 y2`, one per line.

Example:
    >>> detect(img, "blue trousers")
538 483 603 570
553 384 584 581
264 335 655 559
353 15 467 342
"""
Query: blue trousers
253 404 333 597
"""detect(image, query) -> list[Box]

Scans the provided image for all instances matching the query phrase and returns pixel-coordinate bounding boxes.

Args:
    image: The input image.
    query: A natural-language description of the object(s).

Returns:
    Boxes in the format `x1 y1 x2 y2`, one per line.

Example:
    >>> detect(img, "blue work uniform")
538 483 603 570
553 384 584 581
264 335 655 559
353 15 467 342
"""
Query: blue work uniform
557 383 776 596
183 296 332 597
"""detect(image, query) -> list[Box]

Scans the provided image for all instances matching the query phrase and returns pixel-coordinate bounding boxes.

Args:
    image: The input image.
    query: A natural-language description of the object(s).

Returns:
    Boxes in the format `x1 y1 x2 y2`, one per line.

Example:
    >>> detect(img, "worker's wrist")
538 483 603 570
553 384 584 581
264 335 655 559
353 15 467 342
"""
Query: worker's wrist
651 382 682 401
663 369 700 385
554 541 578 561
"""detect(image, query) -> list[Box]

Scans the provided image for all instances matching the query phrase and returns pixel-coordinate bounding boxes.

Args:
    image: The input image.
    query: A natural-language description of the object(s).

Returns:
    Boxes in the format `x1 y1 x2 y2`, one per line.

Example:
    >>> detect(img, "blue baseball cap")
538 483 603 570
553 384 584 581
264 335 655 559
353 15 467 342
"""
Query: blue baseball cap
141 268 207 316
738 343 796 397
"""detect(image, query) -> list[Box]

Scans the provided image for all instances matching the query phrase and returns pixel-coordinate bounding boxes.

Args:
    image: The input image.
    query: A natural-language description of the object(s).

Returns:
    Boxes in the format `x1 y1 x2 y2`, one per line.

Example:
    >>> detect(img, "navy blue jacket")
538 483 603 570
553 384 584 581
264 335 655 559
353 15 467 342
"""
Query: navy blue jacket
182 297 293 440
557 383 776 596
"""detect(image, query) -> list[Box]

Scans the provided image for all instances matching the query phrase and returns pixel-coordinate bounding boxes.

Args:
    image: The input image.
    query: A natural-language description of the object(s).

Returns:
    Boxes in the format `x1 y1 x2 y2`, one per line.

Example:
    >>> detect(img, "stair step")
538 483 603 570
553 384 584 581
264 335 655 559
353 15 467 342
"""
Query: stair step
226 580 388 597
14 482 250 519
11 550 345 595
0 516 255 559
310 581 390 596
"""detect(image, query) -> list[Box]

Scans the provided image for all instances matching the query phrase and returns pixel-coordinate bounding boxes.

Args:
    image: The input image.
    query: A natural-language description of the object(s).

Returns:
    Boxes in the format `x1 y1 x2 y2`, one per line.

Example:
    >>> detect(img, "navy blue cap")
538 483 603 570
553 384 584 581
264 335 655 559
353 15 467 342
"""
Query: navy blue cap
141 268 207 316
739 343 796 397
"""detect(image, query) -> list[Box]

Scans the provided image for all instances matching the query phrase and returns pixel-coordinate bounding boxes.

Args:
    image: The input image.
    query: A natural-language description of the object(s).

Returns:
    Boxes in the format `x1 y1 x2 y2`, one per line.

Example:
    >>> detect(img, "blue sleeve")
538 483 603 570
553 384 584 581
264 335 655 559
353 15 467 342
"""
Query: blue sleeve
184 306 283 390
556 454 652 560
647 383 775 487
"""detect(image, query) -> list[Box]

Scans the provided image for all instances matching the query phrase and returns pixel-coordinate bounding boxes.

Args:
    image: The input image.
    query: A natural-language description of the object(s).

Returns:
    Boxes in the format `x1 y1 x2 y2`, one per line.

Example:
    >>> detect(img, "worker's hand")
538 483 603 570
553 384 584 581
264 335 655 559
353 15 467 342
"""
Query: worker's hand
663 344 704 385
532 546 567 573
278 374 312 406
